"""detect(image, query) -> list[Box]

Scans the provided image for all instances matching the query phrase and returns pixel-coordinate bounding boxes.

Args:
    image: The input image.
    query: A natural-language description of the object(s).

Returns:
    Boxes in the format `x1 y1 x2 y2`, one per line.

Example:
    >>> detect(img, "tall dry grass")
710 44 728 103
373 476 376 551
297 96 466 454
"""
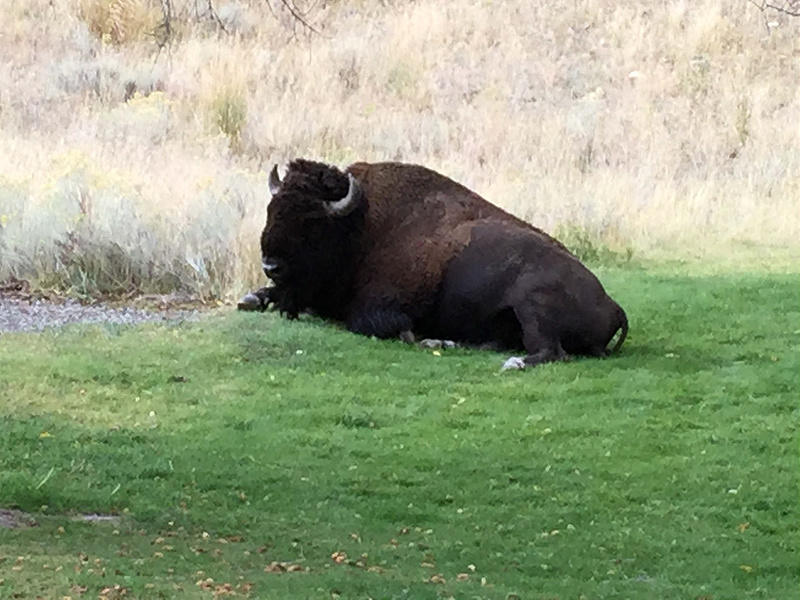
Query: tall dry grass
0 0 797 298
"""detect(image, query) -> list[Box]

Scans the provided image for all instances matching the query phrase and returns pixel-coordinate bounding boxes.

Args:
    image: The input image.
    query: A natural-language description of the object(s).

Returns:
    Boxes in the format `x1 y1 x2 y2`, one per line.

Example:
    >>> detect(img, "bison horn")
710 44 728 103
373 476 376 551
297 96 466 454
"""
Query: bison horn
268 165 282 196
325 173 361 217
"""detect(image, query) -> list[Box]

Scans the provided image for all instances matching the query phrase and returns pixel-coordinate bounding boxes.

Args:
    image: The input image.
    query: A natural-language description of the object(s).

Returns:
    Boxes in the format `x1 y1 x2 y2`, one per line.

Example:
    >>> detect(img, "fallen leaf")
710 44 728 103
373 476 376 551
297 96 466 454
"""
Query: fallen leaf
196 577 215 589
265 562 286 573
456 573 470 581
737 522 750 533
740 564 753 573
331 551 347 564
286 564 304 572
265 561 304 573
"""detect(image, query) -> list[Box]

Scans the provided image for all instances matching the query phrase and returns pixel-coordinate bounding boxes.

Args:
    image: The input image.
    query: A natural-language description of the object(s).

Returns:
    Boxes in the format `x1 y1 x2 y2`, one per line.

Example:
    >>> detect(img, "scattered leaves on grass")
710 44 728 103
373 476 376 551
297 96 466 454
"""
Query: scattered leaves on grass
213 582 236 596
99 584 129 598
331 551 347 564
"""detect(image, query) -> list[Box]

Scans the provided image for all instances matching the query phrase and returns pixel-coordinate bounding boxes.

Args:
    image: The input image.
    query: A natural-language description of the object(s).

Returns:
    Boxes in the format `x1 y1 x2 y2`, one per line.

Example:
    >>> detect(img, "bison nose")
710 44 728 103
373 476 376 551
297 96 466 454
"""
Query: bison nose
262 259 283 279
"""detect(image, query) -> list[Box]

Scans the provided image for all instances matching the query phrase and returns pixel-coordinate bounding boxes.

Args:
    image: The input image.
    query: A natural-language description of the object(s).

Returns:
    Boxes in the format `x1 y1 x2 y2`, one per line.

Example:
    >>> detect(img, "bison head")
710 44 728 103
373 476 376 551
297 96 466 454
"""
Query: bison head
260 159 365 319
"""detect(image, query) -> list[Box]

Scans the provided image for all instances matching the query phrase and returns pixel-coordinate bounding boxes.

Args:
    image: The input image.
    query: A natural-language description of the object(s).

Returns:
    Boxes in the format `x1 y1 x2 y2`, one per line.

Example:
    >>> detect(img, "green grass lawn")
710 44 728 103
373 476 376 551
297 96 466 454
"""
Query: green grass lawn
1 266 798 599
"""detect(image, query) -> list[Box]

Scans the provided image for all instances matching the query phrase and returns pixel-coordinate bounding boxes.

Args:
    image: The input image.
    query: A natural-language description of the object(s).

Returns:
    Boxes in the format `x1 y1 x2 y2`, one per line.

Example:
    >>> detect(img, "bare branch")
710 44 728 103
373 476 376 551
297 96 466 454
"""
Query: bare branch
746 0 800 17
206 0 228 34
270 0 322 36
153 0 173 59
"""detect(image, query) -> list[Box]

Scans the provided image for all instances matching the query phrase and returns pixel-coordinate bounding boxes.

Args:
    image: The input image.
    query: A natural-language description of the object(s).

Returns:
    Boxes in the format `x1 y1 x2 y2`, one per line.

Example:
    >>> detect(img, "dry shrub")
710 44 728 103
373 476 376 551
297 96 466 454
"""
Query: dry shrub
79 0 161 45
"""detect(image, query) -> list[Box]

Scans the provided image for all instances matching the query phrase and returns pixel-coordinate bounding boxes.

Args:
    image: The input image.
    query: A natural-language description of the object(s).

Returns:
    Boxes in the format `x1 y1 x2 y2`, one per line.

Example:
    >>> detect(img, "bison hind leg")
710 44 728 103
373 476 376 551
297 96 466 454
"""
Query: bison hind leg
503 303 568 370
501 346 567 371
418 339 458 350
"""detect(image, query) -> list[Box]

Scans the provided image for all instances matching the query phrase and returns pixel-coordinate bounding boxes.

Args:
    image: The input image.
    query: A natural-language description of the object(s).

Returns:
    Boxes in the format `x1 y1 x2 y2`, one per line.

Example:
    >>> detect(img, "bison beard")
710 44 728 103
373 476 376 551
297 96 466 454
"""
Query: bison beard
243 159 628 369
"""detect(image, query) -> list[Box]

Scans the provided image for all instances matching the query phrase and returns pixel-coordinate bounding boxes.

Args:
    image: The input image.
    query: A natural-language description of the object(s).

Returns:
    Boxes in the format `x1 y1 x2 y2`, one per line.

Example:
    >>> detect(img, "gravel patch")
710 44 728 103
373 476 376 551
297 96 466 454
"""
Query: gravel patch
0 509 37 529
0 296 202 333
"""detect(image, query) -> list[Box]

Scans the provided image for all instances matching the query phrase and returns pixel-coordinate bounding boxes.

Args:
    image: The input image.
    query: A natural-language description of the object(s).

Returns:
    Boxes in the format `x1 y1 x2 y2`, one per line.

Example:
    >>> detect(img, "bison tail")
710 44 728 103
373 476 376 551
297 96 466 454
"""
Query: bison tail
608 304 628 354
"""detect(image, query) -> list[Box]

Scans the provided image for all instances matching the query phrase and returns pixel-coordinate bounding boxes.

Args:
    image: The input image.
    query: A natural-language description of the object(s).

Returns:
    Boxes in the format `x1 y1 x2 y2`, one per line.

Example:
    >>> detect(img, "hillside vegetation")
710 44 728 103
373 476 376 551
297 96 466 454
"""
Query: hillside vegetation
0 0 797 298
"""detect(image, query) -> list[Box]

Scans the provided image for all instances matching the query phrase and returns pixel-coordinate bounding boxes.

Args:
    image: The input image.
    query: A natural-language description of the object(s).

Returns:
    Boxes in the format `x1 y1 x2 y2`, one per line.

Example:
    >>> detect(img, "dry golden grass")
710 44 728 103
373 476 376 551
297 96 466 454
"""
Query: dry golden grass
0 0 797 297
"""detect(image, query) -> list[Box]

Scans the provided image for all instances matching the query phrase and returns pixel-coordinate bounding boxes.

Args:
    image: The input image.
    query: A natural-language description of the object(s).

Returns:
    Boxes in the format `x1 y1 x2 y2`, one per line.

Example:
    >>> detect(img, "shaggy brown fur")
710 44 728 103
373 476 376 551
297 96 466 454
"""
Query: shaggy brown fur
250 159 628 367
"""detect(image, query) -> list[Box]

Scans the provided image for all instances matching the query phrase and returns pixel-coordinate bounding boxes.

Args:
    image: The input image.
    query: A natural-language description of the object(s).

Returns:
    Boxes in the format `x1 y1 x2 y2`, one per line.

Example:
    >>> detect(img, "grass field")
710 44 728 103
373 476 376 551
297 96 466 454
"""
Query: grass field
1 265 798 598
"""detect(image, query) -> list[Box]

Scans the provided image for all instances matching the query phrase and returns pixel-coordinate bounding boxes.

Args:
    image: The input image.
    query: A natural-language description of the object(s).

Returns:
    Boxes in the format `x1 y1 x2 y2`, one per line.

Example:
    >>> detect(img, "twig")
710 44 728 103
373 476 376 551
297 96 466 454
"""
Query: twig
153 0 173 60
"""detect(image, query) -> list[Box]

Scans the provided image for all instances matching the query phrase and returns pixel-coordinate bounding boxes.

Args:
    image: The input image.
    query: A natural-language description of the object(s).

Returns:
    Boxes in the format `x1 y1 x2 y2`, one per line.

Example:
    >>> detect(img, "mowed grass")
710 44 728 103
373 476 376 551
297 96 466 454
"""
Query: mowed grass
0 267 798 599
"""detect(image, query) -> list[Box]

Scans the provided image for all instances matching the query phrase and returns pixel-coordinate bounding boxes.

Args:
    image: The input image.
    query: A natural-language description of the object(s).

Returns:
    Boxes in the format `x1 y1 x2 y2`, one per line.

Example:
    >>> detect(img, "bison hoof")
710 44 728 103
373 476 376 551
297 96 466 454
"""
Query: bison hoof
399 330 416 344
501 356 527 371
419 339 458 350
237 292 264 311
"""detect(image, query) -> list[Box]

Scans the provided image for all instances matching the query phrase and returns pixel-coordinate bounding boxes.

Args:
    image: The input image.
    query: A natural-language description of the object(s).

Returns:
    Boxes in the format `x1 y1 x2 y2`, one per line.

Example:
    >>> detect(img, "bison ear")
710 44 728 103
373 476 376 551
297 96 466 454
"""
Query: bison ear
268 165 282 196
325 173 362 217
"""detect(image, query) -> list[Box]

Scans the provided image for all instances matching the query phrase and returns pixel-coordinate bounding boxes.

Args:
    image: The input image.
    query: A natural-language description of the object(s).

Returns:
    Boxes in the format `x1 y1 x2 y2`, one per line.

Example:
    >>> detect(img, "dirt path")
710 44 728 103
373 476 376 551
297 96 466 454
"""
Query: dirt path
0 281 204 333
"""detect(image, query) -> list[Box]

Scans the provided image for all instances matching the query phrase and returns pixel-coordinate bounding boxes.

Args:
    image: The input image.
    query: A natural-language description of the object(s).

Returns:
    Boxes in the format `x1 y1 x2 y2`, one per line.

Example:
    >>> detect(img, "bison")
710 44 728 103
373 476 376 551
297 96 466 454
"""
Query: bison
239 159 628 369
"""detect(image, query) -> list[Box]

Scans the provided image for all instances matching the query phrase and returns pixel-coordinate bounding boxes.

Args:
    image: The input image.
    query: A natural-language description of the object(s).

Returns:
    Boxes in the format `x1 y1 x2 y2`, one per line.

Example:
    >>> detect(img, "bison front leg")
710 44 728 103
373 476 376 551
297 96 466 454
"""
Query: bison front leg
237 287 273 311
